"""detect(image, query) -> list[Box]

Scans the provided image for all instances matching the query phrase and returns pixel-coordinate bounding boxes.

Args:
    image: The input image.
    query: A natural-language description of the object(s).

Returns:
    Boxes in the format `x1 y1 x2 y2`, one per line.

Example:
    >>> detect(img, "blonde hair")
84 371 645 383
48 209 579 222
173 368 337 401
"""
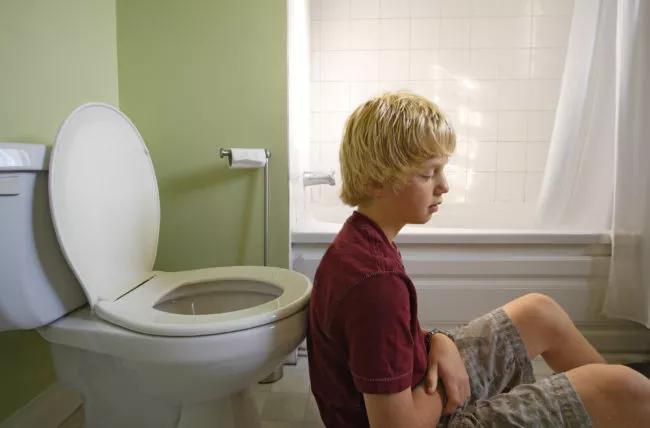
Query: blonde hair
339 92 456 206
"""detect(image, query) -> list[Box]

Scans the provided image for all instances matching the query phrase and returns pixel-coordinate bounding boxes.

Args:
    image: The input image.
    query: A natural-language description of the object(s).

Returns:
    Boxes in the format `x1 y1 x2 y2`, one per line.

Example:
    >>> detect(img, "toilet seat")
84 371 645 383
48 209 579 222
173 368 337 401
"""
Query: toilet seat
49 103 310 337
95 265 310 336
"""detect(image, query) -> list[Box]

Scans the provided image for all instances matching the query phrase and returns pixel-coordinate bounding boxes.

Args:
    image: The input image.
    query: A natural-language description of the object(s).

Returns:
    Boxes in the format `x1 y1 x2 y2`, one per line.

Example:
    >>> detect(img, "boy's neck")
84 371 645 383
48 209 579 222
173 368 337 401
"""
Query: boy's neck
356 205 404 243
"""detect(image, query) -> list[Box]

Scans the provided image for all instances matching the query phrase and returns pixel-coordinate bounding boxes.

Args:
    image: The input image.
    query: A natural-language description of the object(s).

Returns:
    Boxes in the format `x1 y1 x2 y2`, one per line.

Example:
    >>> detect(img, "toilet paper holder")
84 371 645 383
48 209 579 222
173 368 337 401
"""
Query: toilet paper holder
219 148 272 266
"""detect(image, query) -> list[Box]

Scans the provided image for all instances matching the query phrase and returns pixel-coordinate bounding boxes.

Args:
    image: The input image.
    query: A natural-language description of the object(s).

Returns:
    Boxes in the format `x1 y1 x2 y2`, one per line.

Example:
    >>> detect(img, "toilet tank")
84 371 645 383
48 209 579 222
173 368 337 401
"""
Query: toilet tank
0 142 86 331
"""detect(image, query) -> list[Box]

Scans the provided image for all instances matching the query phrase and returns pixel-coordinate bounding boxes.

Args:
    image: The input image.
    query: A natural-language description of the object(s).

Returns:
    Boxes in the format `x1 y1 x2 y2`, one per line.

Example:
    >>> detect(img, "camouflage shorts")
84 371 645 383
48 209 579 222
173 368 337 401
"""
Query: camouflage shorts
437 308 592 428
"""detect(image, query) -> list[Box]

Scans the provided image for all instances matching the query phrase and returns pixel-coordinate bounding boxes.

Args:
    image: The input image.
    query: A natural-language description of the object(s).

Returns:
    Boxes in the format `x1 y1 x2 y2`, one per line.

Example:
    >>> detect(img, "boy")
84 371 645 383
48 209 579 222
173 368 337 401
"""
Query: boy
306 92 650 427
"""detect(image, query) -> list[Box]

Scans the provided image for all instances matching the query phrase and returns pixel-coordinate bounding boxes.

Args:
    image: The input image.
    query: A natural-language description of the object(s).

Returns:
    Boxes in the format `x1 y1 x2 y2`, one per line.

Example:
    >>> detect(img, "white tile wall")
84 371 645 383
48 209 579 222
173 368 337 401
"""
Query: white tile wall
308 0 574 206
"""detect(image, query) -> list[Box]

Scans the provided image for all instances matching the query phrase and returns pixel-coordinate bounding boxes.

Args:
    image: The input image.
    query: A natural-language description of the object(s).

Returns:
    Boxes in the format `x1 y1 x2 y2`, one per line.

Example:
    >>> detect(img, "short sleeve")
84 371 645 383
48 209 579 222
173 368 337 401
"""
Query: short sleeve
339 273 415 394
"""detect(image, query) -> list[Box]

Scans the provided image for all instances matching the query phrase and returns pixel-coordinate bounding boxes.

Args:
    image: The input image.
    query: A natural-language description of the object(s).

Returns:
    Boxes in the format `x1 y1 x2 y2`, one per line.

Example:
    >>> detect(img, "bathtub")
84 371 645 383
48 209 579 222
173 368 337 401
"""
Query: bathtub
291 203 650 355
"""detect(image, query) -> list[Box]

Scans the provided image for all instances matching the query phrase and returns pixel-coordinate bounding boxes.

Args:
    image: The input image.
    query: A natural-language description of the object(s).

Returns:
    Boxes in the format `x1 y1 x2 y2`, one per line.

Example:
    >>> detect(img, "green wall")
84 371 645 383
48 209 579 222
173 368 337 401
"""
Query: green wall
0 0 119 421
1 0 288 422
116 0 289 271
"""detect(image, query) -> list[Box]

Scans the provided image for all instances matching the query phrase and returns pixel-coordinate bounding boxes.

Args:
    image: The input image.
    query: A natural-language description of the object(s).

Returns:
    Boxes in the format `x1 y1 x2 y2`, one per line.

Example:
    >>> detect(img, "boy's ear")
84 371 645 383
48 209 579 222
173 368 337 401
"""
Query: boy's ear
366 180 386 198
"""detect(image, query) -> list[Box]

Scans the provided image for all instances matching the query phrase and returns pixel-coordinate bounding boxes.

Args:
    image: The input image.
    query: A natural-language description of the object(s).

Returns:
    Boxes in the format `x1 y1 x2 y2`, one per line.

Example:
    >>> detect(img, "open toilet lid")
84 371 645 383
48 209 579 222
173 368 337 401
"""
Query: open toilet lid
49 103 160 307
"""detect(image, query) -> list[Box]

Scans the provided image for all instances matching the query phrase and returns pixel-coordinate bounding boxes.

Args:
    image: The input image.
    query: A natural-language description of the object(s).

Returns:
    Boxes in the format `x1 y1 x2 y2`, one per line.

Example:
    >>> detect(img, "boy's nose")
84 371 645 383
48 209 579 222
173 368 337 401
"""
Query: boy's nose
435 177 449 195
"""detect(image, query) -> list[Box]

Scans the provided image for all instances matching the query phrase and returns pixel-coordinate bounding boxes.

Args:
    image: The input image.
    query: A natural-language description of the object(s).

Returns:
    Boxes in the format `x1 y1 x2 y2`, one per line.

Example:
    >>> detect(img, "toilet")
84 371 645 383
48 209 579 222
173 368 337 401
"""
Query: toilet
0 103 311 428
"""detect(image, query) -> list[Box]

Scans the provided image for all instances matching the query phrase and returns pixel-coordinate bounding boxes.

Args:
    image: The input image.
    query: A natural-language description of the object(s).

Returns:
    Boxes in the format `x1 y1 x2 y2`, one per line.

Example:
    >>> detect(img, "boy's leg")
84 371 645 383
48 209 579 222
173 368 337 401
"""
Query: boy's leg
502 293 605 372
565 363 650 428
500 293 650 426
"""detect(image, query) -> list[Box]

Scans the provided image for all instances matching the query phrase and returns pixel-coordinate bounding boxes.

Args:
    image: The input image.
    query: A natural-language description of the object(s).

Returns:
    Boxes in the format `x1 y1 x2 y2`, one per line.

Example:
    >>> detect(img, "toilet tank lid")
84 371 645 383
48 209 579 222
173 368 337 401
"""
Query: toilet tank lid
0 142 49 171
49 103 160 307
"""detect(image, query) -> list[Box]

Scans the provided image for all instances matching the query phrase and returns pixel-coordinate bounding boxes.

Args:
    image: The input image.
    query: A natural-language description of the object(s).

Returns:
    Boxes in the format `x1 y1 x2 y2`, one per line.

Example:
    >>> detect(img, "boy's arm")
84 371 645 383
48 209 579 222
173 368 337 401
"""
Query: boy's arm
363 383 445 428
423 333 471 414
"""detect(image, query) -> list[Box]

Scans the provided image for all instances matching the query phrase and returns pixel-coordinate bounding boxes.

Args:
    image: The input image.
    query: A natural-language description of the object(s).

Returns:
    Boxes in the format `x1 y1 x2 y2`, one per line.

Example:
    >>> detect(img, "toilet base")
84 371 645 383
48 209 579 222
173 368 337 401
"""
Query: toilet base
76 389 261 428
49 343 274 428
258 364 284 384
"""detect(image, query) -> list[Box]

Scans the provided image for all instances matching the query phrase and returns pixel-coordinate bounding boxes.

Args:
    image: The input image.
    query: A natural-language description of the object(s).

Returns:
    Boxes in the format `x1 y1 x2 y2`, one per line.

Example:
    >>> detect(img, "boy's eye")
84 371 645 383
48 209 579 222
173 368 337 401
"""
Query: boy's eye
420 174 433 180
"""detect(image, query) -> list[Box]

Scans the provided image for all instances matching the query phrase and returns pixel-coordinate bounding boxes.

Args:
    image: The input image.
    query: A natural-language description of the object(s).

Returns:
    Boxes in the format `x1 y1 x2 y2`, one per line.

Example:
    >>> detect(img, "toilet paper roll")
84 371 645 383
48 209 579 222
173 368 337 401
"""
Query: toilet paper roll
228 148 268 169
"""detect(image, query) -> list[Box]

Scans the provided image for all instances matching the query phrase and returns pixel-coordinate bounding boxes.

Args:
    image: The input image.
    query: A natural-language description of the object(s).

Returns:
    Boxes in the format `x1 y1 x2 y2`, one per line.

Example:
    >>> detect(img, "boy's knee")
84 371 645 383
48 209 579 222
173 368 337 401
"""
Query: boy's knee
518 293 566 325
594 364 650 398
521 293 560 312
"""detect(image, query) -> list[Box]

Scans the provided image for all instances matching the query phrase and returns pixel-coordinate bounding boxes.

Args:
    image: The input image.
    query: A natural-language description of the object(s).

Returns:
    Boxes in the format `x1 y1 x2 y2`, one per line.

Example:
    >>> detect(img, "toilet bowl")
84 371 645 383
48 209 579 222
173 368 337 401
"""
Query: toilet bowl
0 103 311 428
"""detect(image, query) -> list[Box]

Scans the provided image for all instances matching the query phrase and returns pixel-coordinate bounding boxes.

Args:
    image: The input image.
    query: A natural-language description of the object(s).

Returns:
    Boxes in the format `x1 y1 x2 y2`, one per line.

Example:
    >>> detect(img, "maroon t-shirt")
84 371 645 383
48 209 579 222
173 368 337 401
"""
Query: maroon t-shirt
307 211 428 427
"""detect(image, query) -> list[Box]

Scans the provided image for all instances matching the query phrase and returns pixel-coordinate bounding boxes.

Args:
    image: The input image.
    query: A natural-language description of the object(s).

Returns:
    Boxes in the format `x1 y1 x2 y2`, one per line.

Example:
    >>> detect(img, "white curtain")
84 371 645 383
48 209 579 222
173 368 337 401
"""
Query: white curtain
603 0 650 327
538 0 650 327
536 0 617 231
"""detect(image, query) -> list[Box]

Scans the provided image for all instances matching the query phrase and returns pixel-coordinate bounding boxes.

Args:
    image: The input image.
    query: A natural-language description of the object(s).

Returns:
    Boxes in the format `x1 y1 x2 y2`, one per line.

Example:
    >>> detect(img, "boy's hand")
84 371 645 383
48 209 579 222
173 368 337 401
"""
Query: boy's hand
425 333 470 415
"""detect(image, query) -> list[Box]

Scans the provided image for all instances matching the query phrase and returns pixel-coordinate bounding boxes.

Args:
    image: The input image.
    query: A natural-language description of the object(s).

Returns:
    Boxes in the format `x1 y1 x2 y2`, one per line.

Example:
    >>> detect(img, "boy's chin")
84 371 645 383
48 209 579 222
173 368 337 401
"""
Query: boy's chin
411 214 433 224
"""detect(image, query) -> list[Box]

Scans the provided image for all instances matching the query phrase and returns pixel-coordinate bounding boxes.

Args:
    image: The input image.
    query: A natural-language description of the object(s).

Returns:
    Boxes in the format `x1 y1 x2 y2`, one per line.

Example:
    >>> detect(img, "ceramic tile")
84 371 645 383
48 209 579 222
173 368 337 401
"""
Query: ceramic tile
532 15 571 48
349 81 379 107
497 141 526 171
321 82 350 111
531 48 566 79
526 141 549 172
304 394 323 422
350 0 380 19
438 49 471 78
497 80 530 110
466 171 496 202
270 367 311 394
379 51 411 80
348 20 379 50
533 0 574 16
379 19 410 49
310 21 321 51
472 0 532 17
495 171 525 202
468 141 497 172
439 19 471 49
346 51 379 81
470 50 500 79
498 111 527 141
310 82 321 111
310 0 322 21
410 50 440 80
411 0 441 17
411 19 439 49
467 111 498 141
527 111 554 141
58 405 84 428
322 0 350 20
497 49 530 79
440 0 472 17
528 79 561 110
310 52 321 81
261 392 309 422
321 112 348 141
380 0 410 18
321 21 349 50
525 172 543 203
321 51 348 81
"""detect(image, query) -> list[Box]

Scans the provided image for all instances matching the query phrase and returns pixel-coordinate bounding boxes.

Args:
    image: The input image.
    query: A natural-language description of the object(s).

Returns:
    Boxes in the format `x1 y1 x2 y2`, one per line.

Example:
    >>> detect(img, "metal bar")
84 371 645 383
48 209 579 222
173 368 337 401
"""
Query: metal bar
264 155 269 266
219 148 271 266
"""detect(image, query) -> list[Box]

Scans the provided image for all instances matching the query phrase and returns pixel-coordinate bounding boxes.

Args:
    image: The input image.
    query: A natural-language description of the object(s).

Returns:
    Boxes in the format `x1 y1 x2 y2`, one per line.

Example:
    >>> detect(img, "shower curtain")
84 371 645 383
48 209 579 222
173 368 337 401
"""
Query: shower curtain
537 0 650 327
604 0 650 327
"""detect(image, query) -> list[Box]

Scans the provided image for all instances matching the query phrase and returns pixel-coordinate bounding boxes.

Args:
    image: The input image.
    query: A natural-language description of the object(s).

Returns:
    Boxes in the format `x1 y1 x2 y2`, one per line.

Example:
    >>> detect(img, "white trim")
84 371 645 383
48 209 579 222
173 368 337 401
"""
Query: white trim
292 239 650 354
0 382 82 428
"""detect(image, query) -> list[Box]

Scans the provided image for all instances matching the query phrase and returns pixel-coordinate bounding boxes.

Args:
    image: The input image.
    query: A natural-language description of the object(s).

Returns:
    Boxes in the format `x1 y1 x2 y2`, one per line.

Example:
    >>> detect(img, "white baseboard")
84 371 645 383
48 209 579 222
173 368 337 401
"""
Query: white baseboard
0 382 82 428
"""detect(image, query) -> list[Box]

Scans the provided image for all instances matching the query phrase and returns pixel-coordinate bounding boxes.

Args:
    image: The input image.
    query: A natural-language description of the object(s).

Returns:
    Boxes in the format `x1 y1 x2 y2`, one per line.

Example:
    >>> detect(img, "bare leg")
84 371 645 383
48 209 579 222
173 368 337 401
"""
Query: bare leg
502 294 650 426
566 364 650 428
502 293 605 373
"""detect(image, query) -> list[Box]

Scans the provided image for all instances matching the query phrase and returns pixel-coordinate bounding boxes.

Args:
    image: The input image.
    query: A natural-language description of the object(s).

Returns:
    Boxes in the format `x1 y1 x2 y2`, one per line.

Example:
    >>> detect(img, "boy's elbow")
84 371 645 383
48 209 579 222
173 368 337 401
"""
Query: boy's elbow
364 386 443 428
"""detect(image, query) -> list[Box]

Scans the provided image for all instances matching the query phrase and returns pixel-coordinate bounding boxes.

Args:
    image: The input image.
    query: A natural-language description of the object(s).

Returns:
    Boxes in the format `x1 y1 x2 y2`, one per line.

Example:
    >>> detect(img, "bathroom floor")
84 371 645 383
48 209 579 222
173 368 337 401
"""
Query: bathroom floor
58 355 556 428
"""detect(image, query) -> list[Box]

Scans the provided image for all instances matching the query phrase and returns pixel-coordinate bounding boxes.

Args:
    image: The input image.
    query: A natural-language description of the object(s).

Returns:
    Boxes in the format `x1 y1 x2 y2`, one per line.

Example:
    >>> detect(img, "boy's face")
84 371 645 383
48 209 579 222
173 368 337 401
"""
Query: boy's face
382 156 450 225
